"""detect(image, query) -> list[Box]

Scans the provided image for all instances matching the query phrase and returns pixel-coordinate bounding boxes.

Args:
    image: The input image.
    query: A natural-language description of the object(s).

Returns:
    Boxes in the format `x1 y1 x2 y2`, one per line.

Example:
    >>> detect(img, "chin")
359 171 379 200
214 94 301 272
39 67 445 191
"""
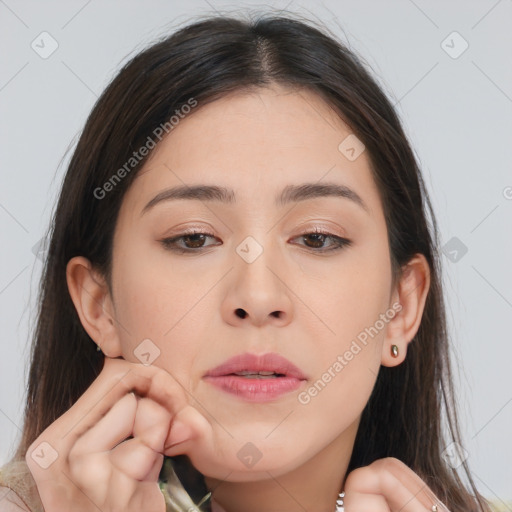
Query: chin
191 443 312 482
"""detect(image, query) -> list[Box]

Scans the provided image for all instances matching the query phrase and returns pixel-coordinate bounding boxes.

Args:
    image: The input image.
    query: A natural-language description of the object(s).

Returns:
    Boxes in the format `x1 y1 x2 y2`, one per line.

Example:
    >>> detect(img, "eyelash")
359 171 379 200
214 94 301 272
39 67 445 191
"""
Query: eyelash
159 227 352 254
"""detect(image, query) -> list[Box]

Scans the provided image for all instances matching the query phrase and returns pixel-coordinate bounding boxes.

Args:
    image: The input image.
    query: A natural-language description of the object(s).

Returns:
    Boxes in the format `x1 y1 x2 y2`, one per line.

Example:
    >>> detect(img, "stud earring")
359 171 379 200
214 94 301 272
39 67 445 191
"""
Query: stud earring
391 344 399 358
96 344 102 352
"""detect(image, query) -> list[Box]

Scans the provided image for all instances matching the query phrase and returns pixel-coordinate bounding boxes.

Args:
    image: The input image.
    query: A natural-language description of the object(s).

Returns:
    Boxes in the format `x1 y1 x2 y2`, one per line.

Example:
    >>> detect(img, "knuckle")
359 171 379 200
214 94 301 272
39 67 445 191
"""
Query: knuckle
371 456 404 471
103 357 139 383
381 466 403 494
369 457 408 493
344 465 374 489
126 368 154 394
388 456 410 478
344 457 407 491
67 442 85 465
151 369 172 393
143 366 181 405
69 453 110 488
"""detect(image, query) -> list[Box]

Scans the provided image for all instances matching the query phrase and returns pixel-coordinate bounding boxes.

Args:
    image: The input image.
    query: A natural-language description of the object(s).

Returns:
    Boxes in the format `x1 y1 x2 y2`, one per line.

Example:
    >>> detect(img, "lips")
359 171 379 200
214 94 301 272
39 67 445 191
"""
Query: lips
203 352 308 402
204 352 307 380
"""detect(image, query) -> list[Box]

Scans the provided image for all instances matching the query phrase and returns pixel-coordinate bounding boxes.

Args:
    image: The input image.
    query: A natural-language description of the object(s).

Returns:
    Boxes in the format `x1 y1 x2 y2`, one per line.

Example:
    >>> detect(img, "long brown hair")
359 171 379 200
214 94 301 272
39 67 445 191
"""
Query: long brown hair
11 10 491 511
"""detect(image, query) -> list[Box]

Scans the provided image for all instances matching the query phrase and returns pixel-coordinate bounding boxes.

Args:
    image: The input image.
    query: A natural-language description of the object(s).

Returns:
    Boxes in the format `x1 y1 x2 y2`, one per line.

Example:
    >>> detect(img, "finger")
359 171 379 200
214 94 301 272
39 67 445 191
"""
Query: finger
376 458 444 511
109 468 165 512
344 458 442 512
146 452 165 482
163 402 211 456
42 358 189 452
26 392 138 487
344 490 389 511
70 392 138 456
109 437 164 481
133 396 173 453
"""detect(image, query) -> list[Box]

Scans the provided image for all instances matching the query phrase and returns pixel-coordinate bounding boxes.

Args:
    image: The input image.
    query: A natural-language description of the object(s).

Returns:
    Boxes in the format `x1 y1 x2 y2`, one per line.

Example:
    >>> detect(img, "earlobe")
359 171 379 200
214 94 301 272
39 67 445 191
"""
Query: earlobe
66 256 122 357
381 254 431 367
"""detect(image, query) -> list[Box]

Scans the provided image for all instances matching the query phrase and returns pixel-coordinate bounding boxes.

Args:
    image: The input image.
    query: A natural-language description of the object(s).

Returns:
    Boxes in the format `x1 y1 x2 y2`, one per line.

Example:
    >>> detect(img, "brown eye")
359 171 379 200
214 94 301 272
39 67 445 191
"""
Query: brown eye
160 228 351 254
292 229 352 253
180 233 209 249
160 230 219 253
302 232 327 249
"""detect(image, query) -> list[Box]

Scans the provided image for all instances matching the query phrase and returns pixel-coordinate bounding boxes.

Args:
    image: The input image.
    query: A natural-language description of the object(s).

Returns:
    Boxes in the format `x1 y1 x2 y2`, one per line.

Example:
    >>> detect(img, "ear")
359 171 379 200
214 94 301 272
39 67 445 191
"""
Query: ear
381 254 431 367
66 256 122 357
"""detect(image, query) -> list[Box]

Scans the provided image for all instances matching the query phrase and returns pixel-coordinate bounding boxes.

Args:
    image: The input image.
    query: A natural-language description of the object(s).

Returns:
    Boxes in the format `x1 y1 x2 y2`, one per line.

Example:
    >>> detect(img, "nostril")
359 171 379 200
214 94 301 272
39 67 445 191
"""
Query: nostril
235 308 247 319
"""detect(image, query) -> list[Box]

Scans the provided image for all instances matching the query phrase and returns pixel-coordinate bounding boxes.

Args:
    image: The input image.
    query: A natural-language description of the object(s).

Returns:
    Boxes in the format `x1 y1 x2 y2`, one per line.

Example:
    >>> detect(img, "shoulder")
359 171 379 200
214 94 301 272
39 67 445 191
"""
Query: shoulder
0 486 31 511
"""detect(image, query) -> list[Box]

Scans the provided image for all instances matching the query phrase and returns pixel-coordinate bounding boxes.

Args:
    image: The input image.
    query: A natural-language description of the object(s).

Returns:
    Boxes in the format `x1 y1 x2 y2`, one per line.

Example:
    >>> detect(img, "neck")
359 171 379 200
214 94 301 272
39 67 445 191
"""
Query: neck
204 419 359 512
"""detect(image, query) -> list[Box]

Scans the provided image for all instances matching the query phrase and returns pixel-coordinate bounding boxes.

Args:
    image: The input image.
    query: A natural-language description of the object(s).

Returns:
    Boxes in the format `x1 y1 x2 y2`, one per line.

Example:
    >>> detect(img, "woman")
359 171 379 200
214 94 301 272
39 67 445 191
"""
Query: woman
0 11 493 512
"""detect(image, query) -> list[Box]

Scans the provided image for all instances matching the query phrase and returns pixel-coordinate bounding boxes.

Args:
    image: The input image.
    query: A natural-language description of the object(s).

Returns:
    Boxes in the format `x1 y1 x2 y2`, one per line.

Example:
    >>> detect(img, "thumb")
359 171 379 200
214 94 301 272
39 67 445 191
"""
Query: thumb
164 407 197 454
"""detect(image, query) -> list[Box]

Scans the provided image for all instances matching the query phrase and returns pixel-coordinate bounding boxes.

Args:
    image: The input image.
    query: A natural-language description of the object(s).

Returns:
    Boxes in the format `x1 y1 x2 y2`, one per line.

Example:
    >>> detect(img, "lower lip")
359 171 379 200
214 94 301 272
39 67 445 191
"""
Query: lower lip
203 375 304 402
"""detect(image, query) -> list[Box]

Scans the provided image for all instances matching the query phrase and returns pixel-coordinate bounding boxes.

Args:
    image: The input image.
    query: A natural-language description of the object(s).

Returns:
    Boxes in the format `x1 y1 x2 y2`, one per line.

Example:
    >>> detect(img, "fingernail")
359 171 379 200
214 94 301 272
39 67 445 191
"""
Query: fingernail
165 419 193 449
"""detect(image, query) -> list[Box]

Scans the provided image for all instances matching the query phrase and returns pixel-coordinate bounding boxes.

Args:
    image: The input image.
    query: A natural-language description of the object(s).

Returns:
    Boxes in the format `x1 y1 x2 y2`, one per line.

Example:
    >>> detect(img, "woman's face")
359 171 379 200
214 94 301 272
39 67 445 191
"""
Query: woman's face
108 85 397 480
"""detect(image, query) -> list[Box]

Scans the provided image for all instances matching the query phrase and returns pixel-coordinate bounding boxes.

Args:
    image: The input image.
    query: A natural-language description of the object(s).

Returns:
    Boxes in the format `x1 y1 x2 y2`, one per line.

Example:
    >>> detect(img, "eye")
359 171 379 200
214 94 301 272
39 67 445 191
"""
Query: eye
290 227 352 253
160 229 219 253
160 226 351 254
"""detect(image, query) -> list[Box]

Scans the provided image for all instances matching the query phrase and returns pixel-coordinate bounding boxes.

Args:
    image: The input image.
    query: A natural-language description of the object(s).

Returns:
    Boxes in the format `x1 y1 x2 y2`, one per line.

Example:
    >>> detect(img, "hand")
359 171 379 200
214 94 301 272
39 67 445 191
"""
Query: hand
25 357 214 512
343 457 450 511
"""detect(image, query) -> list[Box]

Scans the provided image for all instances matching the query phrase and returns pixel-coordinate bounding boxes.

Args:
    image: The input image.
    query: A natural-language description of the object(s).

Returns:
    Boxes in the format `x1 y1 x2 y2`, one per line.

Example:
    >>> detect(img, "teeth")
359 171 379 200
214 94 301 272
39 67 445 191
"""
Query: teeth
241 374 278 379
233 370 280 377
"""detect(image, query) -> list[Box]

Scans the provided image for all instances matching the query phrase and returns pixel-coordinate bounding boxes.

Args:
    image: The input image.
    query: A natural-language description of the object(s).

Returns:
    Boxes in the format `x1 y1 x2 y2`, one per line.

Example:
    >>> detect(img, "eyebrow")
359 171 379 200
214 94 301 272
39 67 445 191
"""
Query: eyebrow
140 181 369 216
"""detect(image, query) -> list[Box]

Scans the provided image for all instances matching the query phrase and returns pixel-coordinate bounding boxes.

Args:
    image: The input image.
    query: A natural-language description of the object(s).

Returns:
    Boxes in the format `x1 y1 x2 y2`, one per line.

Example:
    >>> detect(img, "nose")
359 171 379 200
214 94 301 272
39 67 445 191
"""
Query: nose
221 244 294 328
234 306 283 321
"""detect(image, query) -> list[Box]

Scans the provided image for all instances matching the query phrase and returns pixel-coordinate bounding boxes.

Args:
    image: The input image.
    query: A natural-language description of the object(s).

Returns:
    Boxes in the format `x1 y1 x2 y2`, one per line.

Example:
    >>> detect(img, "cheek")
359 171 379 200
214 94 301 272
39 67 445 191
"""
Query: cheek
112 254 205 365
300 235 392 350
292 353 377 462
296 234 391 408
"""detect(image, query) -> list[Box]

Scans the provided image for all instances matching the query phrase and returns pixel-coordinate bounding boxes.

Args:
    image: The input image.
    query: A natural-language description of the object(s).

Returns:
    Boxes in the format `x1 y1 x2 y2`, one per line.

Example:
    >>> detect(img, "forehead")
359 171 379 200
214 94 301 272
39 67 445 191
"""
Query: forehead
120 85 381 219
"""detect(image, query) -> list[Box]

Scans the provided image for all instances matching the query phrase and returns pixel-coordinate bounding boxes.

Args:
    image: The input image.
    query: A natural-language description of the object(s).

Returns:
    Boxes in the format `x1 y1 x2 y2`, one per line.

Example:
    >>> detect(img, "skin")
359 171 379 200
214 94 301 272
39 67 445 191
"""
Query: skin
66 84 436 511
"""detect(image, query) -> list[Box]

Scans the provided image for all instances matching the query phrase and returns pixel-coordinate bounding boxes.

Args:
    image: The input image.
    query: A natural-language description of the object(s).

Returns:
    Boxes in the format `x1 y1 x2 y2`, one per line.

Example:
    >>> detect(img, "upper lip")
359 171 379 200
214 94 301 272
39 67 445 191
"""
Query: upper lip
204 352 308 380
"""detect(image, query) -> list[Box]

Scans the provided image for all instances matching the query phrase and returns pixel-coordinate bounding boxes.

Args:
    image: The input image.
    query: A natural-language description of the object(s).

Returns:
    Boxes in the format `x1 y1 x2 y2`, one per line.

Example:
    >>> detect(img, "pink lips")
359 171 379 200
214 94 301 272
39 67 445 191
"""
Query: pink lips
203 352 307 402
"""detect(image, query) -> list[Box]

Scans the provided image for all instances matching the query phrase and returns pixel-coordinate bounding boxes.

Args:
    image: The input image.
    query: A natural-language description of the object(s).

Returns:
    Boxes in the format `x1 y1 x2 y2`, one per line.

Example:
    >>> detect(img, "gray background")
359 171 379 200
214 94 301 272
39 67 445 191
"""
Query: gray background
1 0 511 506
